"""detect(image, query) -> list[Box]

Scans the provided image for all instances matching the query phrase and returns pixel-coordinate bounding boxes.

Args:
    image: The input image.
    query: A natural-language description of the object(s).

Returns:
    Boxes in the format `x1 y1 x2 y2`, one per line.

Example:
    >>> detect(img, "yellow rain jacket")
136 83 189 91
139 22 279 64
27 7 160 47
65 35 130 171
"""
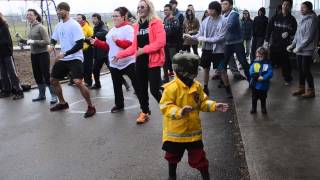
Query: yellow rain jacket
160 77 217 143
81 22 93 51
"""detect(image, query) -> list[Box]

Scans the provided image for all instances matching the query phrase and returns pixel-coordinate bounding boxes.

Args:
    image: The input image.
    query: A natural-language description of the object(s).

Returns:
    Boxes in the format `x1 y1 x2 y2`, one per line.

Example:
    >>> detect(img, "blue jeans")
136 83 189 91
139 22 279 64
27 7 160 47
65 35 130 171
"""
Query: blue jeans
224 43 250 81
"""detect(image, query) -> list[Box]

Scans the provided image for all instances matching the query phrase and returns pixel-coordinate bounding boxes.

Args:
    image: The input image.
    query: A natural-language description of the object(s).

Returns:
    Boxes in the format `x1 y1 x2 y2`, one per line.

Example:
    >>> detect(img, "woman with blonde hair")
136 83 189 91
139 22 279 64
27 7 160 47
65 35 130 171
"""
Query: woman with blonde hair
115 0 166 124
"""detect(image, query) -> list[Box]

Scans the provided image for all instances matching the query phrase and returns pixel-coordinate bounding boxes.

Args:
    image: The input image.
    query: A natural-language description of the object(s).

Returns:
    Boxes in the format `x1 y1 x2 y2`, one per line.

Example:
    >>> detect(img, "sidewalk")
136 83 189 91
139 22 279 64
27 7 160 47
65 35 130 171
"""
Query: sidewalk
231 64 320 180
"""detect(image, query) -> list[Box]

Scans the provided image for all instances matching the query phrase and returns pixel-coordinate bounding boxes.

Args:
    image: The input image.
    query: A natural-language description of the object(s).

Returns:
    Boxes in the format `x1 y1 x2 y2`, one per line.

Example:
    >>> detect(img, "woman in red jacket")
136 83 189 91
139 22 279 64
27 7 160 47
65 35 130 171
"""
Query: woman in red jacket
115 0 166 124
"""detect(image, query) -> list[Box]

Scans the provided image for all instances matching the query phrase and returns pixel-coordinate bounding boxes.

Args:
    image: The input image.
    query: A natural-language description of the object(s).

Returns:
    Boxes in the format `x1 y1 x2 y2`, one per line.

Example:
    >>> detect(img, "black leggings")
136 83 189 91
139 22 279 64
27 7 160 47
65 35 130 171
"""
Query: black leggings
297 55 314 89
136 58 162 113
109 63 141 108
31 52 50 85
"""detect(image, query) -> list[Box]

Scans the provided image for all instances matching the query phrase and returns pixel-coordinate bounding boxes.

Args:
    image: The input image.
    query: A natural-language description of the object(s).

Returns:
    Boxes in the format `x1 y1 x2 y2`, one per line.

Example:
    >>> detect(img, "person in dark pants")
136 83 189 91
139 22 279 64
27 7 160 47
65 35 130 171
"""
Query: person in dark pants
288 1 318 98
91 7 143 113
0 13 24 100
249 47 273 114
264 0 297 86
250 7 268 61
76 14 94 87
17 9 57 104
90 13 108 89
221 0 250 82
116 0 165 124
163 4 180 83
240 10 253 59
169 0 184 51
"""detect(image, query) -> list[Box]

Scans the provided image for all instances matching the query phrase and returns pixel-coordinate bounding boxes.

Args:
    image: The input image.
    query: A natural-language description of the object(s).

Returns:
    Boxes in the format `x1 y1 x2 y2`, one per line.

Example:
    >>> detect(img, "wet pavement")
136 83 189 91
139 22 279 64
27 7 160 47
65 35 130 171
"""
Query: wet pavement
232 65 320 180
0 72 242 180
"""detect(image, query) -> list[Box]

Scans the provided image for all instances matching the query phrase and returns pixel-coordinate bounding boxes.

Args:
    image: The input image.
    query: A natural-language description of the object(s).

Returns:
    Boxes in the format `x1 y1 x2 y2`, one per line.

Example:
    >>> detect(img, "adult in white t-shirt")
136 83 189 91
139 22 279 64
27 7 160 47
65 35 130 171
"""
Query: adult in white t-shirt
91 7 144 113
48 2 96 118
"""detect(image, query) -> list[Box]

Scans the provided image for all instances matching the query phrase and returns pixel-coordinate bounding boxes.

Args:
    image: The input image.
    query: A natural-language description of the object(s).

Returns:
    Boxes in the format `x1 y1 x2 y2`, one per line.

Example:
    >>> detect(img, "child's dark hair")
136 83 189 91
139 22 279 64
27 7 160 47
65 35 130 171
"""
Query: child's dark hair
220 0 233 5
256 47 268 59
27 9 42 23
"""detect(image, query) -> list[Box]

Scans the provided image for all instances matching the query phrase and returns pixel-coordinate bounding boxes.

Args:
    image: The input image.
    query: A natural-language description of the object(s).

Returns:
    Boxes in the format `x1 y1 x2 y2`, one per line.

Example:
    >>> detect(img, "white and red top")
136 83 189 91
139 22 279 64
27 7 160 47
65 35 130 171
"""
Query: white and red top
94 21 135 70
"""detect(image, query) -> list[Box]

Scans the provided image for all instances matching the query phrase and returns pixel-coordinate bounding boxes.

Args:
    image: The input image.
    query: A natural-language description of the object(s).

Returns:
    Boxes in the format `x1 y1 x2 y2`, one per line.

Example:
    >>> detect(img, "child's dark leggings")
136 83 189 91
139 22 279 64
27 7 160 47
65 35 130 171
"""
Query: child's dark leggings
252 89 267 110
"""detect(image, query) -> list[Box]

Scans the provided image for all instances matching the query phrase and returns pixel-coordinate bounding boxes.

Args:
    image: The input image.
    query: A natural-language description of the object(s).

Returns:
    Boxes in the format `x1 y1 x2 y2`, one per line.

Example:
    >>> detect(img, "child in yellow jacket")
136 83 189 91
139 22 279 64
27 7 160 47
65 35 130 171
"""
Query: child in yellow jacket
160 52 229 180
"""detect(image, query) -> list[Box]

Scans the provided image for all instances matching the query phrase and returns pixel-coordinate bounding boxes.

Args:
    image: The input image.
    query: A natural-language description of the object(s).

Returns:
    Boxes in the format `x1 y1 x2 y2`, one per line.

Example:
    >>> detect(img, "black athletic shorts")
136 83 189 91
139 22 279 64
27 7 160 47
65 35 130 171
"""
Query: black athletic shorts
51 59 83 80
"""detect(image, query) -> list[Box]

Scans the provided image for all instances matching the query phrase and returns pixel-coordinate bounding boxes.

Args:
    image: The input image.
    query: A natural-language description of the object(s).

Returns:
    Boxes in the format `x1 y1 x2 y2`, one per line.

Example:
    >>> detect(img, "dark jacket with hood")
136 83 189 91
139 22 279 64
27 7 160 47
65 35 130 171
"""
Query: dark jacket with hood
173 8 184 40
266 12 297 50
93 21 108 60
253 8 268 38
0 23 13 58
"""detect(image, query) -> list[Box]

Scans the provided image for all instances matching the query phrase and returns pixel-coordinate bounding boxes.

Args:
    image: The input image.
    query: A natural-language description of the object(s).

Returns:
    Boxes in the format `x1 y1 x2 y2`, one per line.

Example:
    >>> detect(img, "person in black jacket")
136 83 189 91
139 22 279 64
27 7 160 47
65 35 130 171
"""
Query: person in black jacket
163 4 180 83
264 0 297 86
90 13 108 89
250 7 268 61
169 0 184 51
0 13 24 100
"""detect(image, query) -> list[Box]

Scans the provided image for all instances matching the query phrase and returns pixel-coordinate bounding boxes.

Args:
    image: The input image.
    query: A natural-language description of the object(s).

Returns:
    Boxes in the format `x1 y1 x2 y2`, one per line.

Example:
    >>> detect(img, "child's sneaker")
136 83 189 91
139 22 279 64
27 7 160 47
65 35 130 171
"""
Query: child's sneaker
136 112 149 124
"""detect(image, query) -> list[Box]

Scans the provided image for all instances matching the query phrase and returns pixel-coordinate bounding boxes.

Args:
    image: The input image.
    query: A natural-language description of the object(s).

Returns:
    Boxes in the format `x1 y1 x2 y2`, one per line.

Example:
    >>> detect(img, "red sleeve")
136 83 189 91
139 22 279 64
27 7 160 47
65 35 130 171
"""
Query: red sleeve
115 39 132 49
93 39 109 52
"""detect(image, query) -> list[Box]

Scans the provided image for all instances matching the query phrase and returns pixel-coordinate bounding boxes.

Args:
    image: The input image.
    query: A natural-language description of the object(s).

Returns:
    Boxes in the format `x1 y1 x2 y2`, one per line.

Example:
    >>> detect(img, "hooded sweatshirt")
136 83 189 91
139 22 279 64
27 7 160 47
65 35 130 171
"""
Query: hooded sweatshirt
253 8 268 38
266 12 297 50
291 12 318 56
223 10 243 45
93 21 108 59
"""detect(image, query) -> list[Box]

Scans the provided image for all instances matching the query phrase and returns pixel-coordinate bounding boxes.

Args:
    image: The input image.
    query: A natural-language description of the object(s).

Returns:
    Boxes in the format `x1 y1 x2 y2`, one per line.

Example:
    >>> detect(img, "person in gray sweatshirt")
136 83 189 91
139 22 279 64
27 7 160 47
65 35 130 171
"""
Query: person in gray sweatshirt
17 9 57 104
287 1 318 98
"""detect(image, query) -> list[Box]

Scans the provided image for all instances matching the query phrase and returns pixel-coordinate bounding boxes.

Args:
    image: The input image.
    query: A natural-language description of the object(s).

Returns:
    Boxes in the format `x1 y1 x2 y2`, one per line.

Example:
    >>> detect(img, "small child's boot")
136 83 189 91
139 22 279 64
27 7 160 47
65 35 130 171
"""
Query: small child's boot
261 98 267 114
250 98 257 114
168 163 177 180
200 170 210 180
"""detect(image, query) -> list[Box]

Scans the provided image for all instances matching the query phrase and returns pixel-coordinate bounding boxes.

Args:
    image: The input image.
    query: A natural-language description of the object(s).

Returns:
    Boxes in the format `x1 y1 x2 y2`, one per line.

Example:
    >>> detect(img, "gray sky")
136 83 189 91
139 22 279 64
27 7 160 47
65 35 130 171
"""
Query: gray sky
1 0 265 15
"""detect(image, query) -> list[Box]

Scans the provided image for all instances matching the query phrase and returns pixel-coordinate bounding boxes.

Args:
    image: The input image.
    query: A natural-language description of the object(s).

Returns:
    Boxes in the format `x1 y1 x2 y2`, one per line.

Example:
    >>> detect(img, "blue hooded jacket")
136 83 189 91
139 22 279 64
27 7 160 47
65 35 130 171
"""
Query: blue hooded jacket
249 60 273 90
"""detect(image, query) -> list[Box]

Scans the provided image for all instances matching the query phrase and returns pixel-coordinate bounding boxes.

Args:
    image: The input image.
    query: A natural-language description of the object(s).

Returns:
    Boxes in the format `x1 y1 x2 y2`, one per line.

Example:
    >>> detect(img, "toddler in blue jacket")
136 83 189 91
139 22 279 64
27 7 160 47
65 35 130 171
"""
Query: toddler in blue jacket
249 47 273 114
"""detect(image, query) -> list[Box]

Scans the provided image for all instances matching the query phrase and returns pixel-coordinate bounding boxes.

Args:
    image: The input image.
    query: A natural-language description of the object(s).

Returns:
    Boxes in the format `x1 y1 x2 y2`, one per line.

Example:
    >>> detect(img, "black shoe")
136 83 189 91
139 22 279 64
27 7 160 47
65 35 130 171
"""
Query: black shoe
250 109 257 114
50 103 69 111
90 84 101 89
200 171 210 180
84 106 96 118
204 86 209 96
0 91 11 98
111 106 124 113
12 93 24 100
